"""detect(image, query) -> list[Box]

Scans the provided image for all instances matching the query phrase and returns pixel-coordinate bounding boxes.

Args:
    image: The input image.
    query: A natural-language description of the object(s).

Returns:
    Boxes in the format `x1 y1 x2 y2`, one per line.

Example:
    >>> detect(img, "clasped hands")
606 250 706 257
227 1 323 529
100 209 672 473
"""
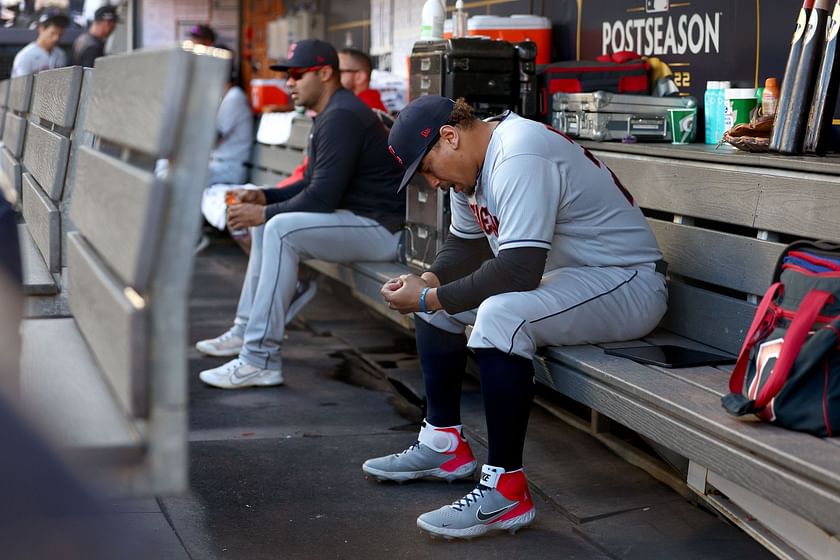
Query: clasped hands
381 273 439 314
227 188 267 229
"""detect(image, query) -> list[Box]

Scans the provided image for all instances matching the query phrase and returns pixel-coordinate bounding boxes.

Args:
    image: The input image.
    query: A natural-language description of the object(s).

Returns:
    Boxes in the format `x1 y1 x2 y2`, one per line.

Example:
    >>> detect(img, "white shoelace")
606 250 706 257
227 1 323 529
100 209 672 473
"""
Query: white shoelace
217 329 241 342
223 359 245 372
395 441 421 457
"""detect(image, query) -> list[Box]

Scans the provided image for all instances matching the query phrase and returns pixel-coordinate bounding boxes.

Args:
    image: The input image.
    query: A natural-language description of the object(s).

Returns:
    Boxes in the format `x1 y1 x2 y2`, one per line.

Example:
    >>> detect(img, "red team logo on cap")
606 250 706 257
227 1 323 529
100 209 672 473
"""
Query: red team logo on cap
388 145 403 165
420 128 431 138
287 43 297 58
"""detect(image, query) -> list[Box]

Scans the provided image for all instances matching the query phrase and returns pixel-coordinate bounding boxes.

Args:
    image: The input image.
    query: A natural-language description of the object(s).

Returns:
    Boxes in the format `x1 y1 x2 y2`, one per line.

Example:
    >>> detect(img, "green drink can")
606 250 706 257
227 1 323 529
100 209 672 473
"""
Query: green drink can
723 88 757 131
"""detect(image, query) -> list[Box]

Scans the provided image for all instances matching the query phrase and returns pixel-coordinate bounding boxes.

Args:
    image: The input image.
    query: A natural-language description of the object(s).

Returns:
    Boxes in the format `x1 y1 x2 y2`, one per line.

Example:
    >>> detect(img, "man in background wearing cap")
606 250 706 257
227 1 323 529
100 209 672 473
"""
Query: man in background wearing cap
365 96 667 539
195 39 405 389
71 5 118 67
11 8 68 77
189 24 217 47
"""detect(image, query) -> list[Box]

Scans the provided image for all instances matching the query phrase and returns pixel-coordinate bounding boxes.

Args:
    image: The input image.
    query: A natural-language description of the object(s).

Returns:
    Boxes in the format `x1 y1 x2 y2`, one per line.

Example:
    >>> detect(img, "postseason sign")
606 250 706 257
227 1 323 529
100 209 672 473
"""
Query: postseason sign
578 0 758 101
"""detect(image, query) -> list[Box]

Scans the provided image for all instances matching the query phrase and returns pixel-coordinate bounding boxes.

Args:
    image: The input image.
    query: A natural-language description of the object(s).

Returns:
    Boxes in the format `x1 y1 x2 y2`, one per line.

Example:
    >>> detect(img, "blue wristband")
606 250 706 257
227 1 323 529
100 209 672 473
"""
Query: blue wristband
419 287 431 314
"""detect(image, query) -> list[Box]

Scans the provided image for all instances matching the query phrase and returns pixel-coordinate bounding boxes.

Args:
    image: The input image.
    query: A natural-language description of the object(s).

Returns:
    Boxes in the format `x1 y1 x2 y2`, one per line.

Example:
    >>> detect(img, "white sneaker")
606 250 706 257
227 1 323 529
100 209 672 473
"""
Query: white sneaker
195 327 244 357
199 358 283 389
286 280 317 325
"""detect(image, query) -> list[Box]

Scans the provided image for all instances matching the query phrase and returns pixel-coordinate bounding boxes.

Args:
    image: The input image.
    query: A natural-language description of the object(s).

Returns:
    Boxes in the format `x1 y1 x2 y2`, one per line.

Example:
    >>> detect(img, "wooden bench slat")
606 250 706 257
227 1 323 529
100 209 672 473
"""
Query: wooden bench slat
288 117 312 150
7 74 32 113
595 151 761 226
30 66 83 128
0 147 20 202
306 260 415 330
649 219 785 296
69 145 164 290
250 168 288 188
659 282 754 355
21 173 60 273
755 178 840 242
0 79 9 108
4 112 26 158
84 50 190 156
67 232 148 418
252 144 305 172
18 224 56 295
637 330 735 397
20 317 143 452
23 121 70 201
536 349 840 535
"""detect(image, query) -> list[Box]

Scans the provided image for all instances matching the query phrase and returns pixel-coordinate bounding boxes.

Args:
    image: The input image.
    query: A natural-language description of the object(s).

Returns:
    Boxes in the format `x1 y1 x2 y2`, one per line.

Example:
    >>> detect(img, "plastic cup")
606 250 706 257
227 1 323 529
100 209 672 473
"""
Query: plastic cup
668 107 697 144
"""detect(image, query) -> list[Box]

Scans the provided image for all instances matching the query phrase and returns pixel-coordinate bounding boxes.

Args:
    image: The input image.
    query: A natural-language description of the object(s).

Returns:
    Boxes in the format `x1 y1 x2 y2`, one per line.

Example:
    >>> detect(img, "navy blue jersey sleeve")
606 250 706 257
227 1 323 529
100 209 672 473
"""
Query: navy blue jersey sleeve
436 246 548 314
264 109 363 218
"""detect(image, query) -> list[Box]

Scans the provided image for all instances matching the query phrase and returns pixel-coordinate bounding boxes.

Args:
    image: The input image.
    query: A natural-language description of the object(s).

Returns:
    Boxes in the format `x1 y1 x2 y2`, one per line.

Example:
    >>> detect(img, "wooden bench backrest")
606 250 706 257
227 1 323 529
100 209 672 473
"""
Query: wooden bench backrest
67 47 228 452
0 79 9 140
5 74 32 158
594 149 840 354
248 114 311 186
20 67 85 274
1 74 33 201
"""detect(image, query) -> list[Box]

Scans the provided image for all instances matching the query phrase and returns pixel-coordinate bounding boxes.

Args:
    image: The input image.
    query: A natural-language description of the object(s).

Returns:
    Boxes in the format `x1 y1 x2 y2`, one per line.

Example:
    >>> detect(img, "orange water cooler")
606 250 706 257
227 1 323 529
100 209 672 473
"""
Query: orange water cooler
249 79 290 113
465 15 552 65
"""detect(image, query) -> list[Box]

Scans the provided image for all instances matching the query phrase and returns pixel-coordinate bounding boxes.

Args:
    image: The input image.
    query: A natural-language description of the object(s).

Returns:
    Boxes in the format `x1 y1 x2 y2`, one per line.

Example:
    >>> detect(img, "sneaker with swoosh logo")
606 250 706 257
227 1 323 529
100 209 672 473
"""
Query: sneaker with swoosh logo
199 358 283 389
416 464 535 539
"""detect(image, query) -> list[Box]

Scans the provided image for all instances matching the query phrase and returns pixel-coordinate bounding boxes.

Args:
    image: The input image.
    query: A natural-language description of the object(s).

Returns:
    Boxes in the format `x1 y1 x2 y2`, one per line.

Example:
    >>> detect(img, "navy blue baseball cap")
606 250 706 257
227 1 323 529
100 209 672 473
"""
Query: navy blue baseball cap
38 8 70 27
94 5 119 22
270 39 339 72
388 95 455 192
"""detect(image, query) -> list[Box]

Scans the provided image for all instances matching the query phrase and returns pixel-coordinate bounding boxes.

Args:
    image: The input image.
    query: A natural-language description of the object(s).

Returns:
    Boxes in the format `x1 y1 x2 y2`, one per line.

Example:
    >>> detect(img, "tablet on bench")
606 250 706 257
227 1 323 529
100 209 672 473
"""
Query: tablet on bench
604 344 736 368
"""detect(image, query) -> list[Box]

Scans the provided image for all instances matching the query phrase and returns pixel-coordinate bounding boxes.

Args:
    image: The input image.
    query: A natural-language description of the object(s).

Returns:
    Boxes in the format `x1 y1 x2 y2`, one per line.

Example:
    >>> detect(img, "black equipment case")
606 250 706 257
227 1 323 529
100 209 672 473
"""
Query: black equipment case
409 37 519 117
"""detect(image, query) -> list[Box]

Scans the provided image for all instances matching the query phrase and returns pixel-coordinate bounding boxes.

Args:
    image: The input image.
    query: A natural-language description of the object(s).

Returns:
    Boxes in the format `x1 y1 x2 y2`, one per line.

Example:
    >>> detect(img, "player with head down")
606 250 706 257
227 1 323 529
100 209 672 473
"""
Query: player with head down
365 96 668 539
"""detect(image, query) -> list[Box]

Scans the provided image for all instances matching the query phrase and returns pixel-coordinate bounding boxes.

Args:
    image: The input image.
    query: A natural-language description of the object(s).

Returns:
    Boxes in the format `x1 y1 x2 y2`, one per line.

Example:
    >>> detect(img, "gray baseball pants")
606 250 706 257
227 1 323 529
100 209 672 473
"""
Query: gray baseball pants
234 210 400 370
417 263 668 359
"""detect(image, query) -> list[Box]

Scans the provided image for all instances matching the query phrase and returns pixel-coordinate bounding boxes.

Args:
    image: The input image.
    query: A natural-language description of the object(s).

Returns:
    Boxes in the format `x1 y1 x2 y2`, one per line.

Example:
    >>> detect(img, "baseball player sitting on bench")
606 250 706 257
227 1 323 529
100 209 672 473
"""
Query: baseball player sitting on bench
195 39 405 389
366 96 668 539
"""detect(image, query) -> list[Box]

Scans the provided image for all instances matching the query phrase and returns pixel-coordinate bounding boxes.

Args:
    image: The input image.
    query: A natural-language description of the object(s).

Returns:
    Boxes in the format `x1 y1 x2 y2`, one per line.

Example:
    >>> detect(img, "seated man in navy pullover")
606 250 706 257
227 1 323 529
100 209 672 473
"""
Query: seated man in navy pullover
196 39 405 388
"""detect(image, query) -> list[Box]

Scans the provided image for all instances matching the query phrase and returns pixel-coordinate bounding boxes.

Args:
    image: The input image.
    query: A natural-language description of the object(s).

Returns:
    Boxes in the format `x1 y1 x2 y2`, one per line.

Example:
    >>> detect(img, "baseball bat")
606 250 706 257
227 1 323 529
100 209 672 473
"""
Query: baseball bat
770 0 814 152
774 0 831 154
804 0 840 153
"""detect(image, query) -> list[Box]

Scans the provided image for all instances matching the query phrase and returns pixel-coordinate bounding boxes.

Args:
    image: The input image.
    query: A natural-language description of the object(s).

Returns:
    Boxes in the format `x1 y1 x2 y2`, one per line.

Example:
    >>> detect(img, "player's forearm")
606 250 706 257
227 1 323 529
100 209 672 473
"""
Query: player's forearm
436 247 548 314
427 235 493 285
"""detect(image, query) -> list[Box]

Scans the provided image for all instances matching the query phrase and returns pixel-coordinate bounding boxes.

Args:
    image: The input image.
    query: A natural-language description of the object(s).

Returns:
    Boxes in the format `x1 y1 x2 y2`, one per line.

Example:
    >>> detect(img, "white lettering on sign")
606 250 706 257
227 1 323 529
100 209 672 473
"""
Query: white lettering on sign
602 12 721 55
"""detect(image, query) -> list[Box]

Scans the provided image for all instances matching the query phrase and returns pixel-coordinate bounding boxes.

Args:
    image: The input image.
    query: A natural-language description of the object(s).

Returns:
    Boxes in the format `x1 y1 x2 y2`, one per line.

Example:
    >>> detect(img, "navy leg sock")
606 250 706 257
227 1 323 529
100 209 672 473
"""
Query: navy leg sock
475 348 536 471
414 318 467 427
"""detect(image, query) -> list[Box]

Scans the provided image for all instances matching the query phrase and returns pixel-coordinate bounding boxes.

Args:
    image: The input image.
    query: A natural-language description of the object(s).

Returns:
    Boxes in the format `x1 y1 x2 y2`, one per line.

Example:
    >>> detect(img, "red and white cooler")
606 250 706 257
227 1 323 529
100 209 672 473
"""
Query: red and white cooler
467 15 552 64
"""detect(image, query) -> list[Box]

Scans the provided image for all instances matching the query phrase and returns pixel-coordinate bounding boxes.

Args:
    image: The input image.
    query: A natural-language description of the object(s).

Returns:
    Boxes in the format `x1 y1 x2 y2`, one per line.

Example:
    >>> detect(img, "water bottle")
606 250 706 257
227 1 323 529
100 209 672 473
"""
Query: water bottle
713 81 731 144
421 0 445 40
225 191 249 239
453 0 468 38
704 81 719 144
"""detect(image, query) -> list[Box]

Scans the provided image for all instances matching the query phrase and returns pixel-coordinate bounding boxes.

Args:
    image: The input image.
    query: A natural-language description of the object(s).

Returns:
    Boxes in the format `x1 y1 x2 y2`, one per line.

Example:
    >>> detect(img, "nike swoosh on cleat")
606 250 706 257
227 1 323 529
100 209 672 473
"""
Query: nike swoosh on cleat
475 503 516 522
230 368 264 386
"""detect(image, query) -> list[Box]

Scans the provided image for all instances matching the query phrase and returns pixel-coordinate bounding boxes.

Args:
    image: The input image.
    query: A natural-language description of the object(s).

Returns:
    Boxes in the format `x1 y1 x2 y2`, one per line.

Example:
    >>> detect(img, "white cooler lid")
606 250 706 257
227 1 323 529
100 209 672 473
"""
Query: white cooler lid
467 14 551 30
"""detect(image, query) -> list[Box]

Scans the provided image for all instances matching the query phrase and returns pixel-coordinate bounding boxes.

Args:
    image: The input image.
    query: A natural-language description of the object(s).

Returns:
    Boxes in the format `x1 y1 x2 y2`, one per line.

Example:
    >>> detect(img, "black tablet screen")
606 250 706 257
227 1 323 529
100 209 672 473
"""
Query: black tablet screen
603 345 736 368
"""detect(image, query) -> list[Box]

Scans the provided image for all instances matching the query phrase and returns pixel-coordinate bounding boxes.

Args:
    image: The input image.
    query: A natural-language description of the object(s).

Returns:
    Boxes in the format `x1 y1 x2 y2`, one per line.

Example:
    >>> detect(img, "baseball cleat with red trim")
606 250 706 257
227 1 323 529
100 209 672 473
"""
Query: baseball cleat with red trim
416 464 536 539
362 420 477 482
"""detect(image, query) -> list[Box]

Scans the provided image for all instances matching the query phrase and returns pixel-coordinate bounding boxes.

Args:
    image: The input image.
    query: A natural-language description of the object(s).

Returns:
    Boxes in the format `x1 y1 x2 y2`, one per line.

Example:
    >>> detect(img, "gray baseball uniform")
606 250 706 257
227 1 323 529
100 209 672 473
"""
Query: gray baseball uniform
208 85 253 186
419 112 667 358
11 43 67 77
